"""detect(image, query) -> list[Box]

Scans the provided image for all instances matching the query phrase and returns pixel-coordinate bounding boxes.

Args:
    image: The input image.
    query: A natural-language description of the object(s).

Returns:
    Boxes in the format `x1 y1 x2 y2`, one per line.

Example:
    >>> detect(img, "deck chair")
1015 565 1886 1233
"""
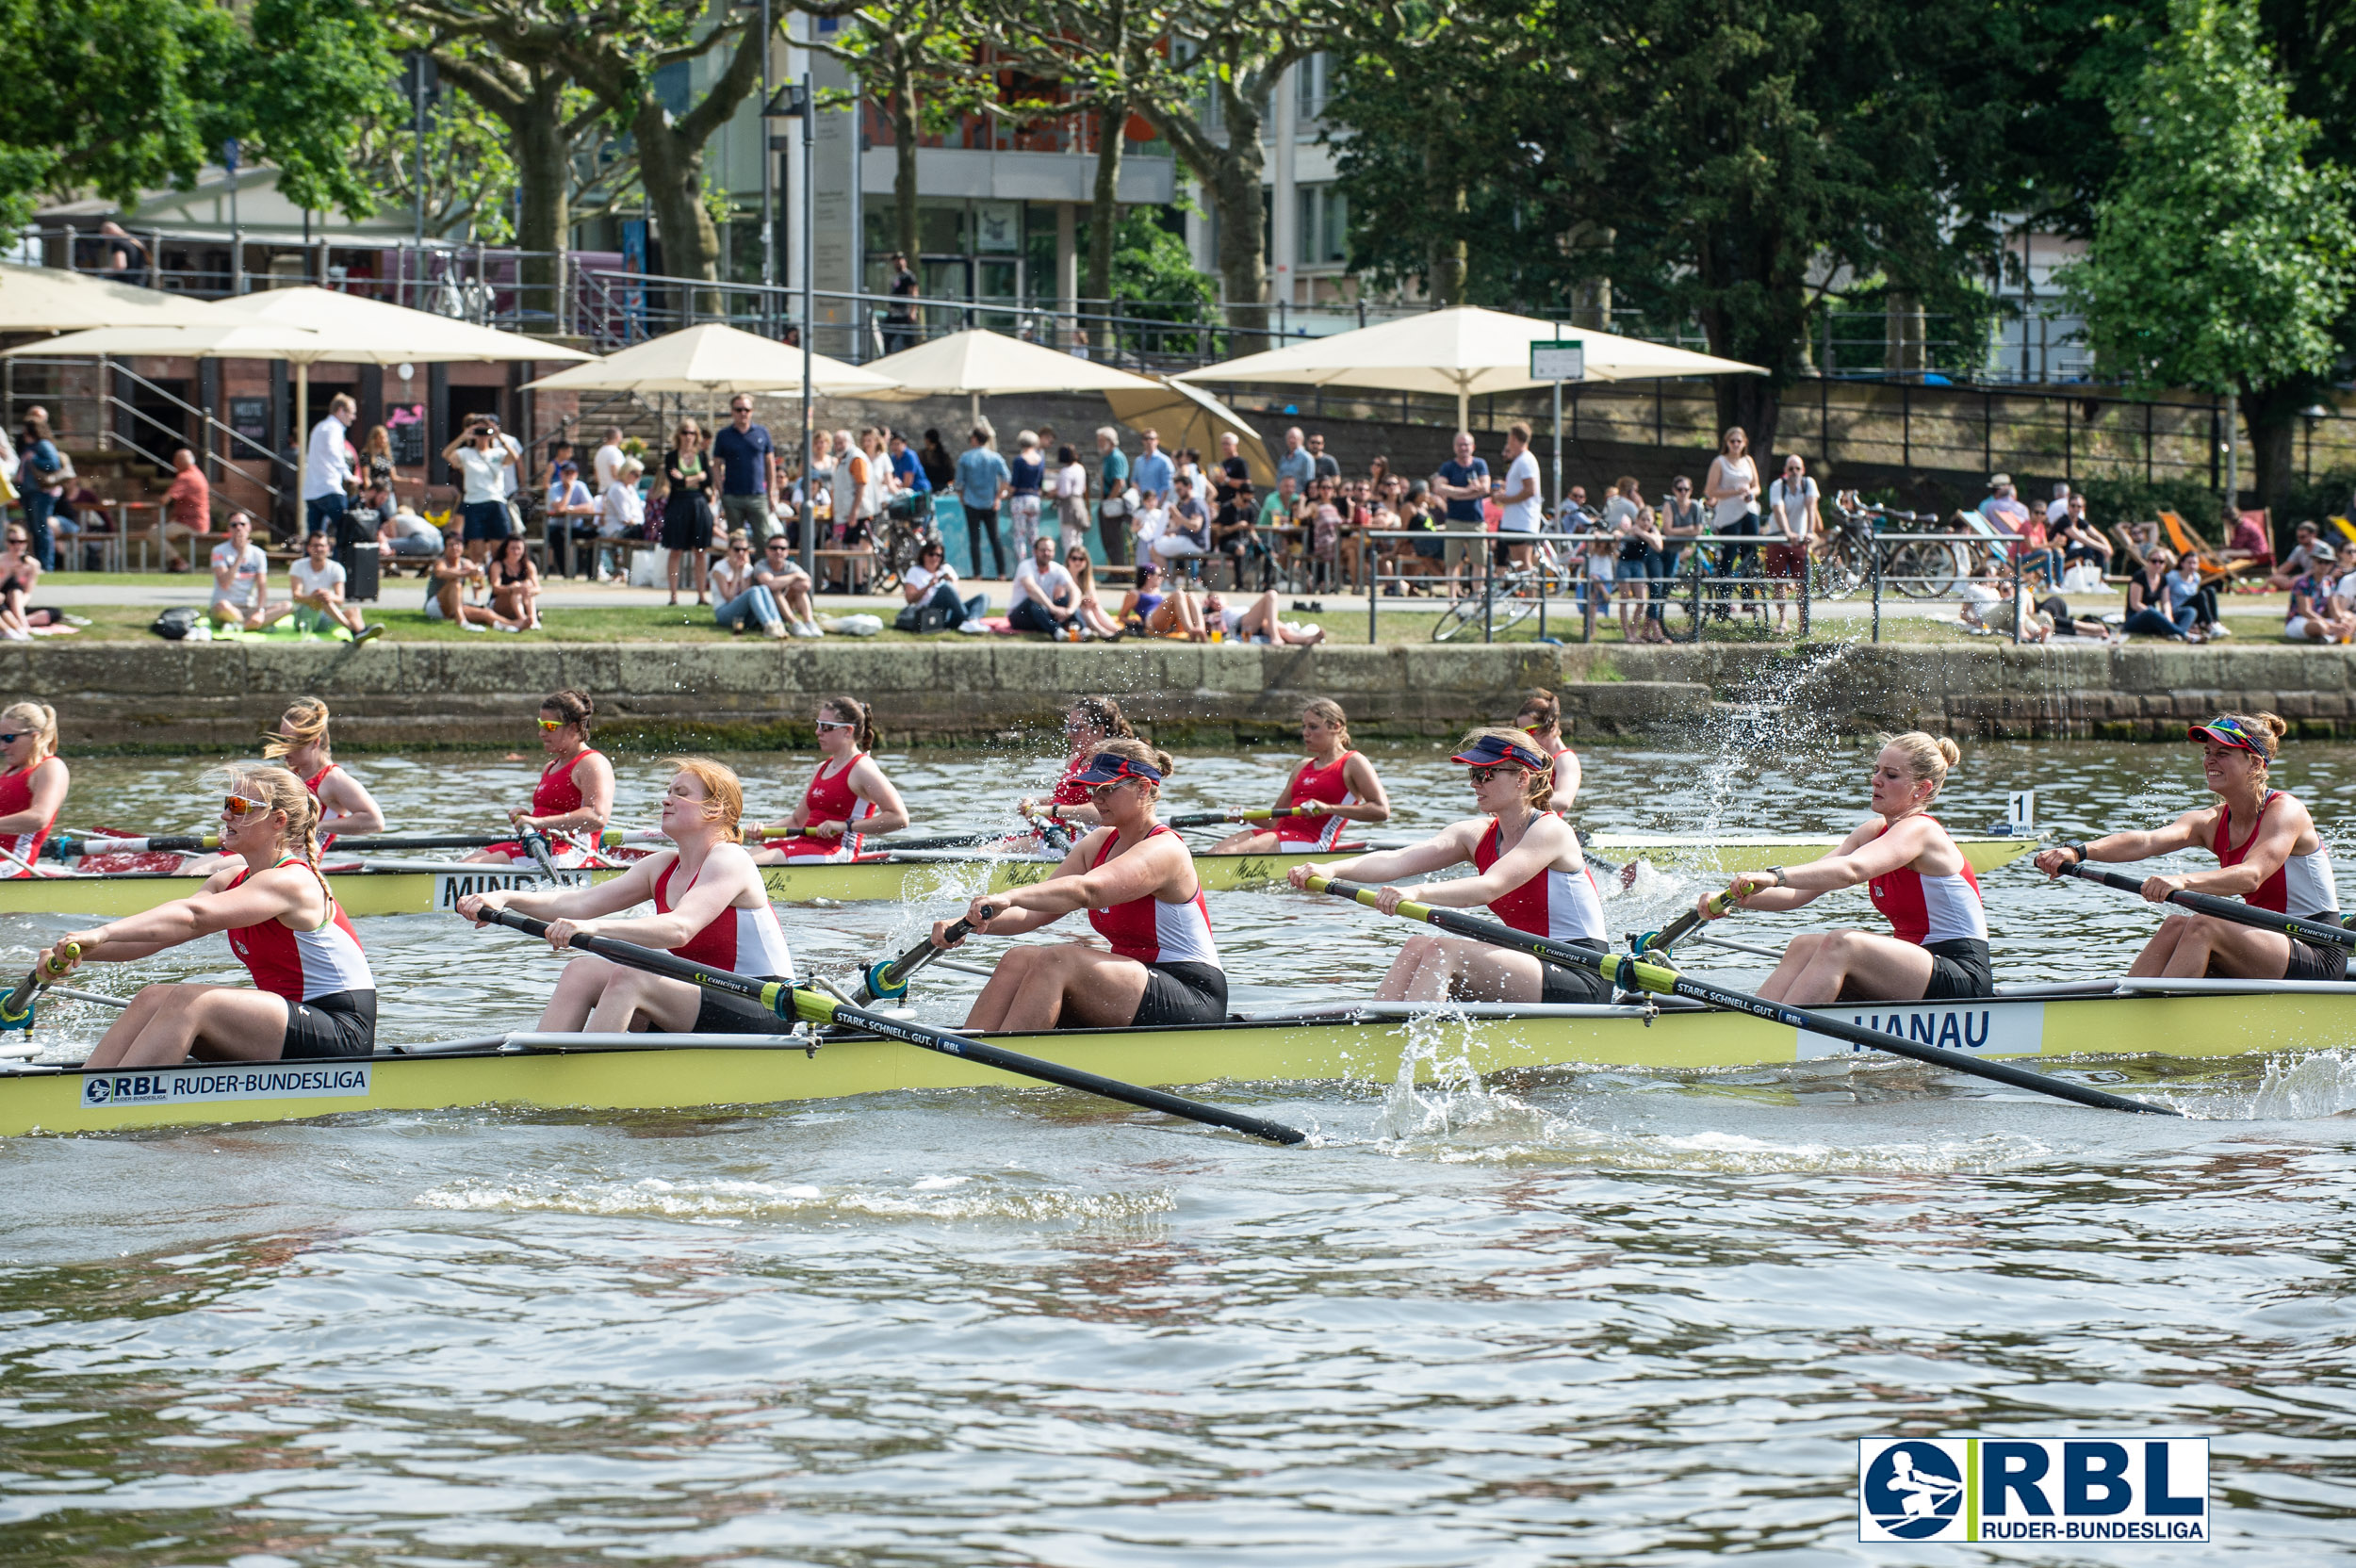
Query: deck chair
2156 510 2234 584
2326 515 2356 545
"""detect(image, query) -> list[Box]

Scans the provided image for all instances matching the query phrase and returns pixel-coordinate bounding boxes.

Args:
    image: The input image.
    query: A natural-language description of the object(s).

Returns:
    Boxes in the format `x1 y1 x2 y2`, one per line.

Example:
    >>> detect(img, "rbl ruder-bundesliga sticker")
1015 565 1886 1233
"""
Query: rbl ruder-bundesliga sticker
1857 1437 2210 1544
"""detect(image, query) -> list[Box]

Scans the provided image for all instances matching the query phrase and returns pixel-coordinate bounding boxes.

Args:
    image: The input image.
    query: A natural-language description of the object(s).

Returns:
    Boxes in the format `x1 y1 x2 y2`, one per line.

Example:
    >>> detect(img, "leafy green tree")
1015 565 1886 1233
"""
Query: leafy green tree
2061 0 2356 511
0 0 395 230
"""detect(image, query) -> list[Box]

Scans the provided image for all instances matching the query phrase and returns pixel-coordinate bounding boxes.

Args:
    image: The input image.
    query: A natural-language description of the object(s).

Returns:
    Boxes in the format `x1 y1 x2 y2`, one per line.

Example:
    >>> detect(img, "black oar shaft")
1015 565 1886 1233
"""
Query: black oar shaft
469 906 1303 1144
858 916 978 1004
1307 875 2177 1118
2056 860 2353 947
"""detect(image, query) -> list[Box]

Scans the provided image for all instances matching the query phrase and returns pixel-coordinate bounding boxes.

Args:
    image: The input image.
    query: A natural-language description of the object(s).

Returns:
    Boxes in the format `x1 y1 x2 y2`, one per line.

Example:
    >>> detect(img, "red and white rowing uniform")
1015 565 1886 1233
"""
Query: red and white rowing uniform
1051 754 1092 809
488 746 605 862
2215 790 2339 918
223 858 375 1002
1474 815 1606 943
0 756 59 875
1085 825 1221 967
655 855 795 978
1276 751 1362 849
1865 818 1988 944
302 761 338 797
771 752 882 861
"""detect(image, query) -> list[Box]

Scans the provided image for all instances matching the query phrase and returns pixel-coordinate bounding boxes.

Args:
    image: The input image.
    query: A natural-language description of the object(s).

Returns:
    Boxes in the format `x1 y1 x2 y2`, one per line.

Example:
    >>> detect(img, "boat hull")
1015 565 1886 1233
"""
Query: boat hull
3 987 2331 1137
0 848 1363 919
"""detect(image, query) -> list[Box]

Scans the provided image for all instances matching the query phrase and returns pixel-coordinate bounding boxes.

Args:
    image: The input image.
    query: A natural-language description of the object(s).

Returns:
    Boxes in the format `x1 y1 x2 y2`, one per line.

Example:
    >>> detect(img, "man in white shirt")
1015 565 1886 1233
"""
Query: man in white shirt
303 393 358 541
207 512 290 630
1496 420 1543 567
288 530 382 643
594 456 645 582
442 422 515 563
1008 534 1083 635
2045 482 2071 528
593 427 626 495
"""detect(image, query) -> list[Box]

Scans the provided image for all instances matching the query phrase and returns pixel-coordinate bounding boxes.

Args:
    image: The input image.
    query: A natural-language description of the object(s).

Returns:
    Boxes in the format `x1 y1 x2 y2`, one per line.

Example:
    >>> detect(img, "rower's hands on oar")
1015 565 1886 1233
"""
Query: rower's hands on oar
1285 862 1321 890
806 820 845 841
542 918 597 950
1714 873 1775 912
454 890 511 925
37 938 90 978
2033 846 2085 877
1370 885 1410 916
2142 874 2189 903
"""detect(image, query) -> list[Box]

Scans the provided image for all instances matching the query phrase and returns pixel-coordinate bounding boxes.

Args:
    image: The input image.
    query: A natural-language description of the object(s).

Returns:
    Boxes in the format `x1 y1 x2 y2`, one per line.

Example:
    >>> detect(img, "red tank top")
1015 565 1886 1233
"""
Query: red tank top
1084 825 1220 966
1277 751 1359 847
532 747 601 817
302 761 337 796
772 752 879 858
654 854 796 977
2214 791 2301 913
221 858 374 1002
0 757 58 873
1052 753 1091 808
1473 814 1606 944
1864 817 1988 944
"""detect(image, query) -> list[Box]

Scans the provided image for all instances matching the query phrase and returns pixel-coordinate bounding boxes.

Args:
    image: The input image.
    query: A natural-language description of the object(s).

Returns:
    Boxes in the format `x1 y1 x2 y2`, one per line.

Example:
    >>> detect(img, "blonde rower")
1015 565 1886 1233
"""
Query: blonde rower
46 766 376 1066
752 696 909 862
0 700 67 875
459 758 796 1034
933 739 1225 1028
2032 712 2343 981
1212 698 1389 854
1698 732 1992 1004
263 696 385 837
1288 728 1612 1004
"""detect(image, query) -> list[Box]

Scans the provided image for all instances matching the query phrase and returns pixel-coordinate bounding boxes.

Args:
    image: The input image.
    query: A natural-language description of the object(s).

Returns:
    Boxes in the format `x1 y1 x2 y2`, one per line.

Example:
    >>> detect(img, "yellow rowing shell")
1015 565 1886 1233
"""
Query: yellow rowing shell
1586 834 2041 875
0 848 1369 920
0 984 2315 1136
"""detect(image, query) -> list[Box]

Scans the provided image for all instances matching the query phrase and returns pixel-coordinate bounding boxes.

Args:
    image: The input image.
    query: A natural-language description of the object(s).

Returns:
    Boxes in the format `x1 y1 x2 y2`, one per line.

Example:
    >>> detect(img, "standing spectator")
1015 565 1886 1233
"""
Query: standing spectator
955 427 1010 578
593 426 626 496
1979 473 2029 530
1705 426 1760 619
1055 444 1090 556
1276 427 1316 496
1212 433 1249 510
887 430 929 493
358 425 397 516
1095 426 1132 566
18 410 61 571
1661 474 1706 578
489 415 524 524
710 531 788 639
1131 429 1172 510
1308 432 1341 484
1431 431 1491 596
884 253 921 353
918 428 956 493
1306 478 1344 593
712 397 777 551
96 220 149 273
442 420 515 564
208 512 286 631
302 392 362 540
2045 482 2072 528
1495 422 1543 570
1763 454 1819 632
159 447 211 572
661 417 713 607
841 428 887 592
544 437 576 492
288 531 383 643
1006 430 1046 561
1608 477 1669 642
544 461 597 576
1008 534 1084 635
594 456 644 581
826 429 872 588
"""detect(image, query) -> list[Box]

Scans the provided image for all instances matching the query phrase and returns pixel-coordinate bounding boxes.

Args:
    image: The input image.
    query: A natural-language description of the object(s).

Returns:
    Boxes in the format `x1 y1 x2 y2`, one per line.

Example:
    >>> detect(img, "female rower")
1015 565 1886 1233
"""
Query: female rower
1020 694 1136 830
0 701 66 875
1698 731 1991 1004
1285 729 1612 1004
457 758 795 1034
752 696 909 862
2031 712 2343 981
932 739 1224 1028
45 765 375 1067
466 689 614 864
1212 697 1389 854
1514 687 1581 808
263 697 384 836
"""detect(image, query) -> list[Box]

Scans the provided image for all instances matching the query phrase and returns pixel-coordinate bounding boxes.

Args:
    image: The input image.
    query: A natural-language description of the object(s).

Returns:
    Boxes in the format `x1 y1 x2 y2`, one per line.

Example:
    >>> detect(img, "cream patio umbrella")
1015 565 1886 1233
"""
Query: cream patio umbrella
862 328 1162 423
1182 306 1764 432
1099 374 1275 488
521 322 897 398
0 262 225 333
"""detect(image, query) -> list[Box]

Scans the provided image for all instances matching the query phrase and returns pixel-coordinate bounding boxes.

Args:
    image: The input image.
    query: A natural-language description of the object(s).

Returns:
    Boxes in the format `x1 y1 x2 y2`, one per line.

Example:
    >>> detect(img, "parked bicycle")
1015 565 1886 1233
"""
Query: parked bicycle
1430 535 1579 642
1821 492 1973 600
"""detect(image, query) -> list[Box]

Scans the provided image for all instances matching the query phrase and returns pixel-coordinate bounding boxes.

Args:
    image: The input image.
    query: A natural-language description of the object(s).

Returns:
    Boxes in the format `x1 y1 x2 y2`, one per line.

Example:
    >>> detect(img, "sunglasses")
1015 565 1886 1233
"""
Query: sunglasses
1088 778 1141 799
815 719 855 731
0 733 18 745
536 718 565 732
221 793 272 818
1465 764 1519 785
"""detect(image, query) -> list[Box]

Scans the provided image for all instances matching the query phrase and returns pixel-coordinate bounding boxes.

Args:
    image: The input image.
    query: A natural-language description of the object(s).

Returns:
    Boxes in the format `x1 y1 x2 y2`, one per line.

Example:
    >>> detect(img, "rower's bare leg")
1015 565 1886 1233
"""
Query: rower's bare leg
583 967 702 1033
83 983 291 1068
1209 828 1281 855
1758 928 1935 1004
541 954 615 1029
2151 913 2291 979
2128 914 2195 977
961 943 1151 1031
1374 934 1546 1004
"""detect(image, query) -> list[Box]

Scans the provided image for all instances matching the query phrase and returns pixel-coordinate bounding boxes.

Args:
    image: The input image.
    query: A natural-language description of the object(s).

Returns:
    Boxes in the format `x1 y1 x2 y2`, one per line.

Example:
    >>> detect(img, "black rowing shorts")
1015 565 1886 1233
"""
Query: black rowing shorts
283 988 376 1059
1919 938 1996 1001
2283 939 2348 983
1132 961 1228 1026
1541 961 1613 1004
679 977 793 1036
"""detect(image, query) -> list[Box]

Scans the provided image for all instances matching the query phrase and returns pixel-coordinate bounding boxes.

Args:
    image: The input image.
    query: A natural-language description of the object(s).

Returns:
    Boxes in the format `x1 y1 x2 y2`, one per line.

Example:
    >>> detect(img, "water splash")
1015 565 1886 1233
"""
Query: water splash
2153 1050 2356 1121
417 1173 1177 1225
1368 1010 1572 1152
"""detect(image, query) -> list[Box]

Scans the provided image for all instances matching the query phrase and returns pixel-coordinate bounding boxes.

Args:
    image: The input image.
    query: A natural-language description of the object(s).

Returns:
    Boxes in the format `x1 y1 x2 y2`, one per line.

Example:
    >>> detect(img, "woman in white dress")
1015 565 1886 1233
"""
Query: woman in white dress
1704 426 1760 620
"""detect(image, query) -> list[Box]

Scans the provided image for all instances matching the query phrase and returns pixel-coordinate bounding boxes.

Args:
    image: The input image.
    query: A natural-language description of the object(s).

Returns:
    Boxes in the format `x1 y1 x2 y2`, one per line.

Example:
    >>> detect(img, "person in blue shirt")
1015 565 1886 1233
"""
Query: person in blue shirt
711 398 778 550
1431 431 1492 596
887 431 929 492
1095 427 1134 567
954 428 1012 578
1132 429 1174 508
1275 427 1317 498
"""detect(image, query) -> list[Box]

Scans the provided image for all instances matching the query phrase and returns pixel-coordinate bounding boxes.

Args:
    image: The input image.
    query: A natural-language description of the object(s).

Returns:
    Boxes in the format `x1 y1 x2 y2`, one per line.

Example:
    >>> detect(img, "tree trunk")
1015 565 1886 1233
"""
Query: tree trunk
510 74 571 330
1566 223 1612 329
2241 375 2321 529
1143 86 1268 351
1085 98 1125 336
633 100 726 319
1426 141 1465 308
1885 291 1924 379
888 45 921 269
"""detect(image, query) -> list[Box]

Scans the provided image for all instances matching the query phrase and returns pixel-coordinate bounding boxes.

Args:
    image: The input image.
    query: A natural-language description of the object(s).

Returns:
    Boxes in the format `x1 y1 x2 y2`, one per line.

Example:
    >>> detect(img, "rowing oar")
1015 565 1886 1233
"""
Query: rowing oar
1302 874 2178 1118
466 906 1305 1145
1632 890 1740 957
856 914 983 1004
0 942 77 1032
2052 859 2355 947
50 828 643 858
517 825 565 884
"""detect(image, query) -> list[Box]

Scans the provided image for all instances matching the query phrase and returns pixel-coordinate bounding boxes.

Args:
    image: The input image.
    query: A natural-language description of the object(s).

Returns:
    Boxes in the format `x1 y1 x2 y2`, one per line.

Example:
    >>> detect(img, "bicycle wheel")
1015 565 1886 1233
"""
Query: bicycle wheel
1431 587 1494 642
1890 539 1968 599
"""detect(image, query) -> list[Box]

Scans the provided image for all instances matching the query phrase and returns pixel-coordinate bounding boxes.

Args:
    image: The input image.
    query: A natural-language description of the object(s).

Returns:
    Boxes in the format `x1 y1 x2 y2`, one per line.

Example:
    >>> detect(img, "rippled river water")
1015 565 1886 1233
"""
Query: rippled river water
1 732 2351 1564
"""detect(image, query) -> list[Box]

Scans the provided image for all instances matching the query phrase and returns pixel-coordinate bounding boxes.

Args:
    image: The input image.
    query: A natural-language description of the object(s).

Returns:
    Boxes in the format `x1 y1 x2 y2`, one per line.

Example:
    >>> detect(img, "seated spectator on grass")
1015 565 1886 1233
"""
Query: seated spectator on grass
2122 548 2196 641
424 533 514 631
379 507 443 561
208 513 289 631
2055 494 2111 580
757 535 821 638
1067 545 1124 639
711 531 787 639
1008 534 1084 636
898 538 979 631
486 535 541 631
2169 551 2224 639
1121 560 1169 634
2269 520 2326 591
1202 588 1328 645
2282 549 2352 643
287 531 382 644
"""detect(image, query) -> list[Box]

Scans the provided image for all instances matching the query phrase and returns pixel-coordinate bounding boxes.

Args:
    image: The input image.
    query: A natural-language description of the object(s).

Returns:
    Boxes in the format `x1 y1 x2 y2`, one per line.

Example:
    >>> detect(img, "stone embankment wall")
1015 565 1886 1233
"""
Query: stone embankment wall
14 640 2356 752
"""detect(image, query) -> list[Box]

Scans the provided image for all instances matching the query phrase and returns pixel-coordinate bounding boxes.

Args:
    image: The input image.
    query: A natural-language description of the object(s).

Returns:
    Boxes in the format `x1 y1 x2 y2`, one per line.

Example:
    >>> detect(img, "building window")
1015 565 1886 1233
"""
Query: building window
1298 54 1332 124
1298 184 1347 268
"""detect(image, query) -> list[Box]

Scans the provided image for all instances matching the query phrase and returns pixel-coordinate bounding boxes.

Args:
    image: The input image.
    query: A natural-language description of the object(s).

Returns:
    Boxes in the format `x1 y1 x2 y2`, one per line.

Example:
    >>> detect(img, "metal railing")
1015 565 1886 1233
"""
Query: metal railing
5 356 284 514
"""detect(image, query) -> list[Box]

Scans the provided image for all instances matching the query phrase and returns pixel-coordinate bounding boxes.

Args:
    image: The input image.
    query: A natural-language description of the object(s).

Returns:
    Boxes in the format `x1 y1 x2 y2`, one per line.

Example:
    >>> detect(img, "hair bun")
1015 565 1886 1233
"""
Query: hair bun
1938 737 1961 768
